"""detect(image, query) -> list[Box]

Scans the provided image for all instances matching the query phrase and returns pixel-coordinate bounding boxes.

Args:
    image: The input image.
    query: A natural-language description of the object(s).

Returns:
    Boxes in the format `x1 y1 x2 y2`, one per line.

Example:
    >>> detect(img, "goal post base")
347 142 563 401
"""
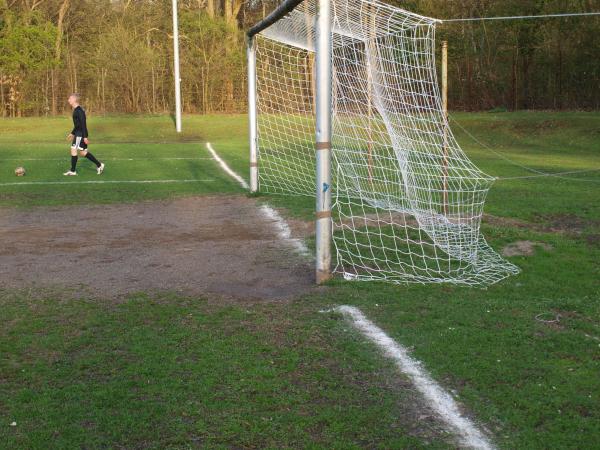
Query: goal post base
316 269 332 284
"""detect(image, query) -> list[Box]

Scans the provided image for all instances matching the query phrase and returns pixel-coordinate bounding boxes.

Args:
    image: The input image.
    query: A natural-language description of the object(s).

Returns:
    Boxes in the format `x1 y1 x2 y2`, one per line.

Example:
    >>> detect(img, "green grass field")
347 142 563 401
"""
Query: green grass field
1 112 599 448
0 115 248 207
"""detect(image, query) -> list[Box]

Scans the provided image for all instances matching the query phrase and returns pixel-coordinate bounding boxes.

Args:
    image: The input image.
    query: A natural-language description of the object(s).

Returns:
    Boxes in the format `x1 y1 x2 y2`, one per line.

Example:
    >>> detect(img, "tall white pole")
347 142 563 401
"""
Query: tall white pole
315 0 332 284
172 0 182 133
247 37 258 193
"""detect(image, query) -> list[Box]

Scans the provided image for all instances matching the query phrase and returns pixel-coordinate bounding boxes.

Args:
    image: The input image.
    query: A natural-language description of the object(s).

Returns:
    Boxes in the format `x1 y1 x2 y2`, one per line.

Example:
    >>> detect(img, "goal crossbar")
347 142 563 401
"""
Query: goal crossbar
247 0 306 38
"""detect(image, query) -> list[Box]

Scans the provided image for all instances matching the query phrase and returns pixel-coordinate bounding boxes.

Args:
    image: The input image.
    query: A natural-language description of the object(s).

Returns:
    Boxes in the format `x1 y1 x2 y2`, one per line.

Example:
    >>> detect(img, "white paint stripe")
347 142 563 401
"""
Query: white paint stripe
334 305 494 450
0 179 213 187
584 333 600 343
0 141 205 146
205 142 249 190
205 143 309 256
259 204 310 256
0 157 212 161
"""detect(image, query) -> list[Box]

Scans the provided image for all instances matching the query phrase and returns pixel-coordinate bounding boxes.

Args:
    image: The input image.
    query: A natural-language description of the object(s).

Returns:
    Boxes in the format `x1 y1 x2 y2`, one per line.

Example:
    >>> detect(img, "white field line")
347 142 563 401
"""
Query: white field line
205 142 249 189
0 157 212 161
584 333 600 343
0 179 213 187
259 204 311 256
205 142 310 256
333 305 494 450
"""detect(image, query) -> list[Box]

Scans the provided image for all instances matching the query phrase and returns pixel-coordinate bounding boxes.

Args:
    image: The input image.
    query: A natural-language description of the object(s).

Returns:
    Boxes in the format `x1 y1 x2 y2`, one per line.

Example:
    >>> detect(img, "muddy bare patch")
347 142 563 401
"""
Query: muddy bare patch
586 234 600 248
511 119 568 134
485 213 600 236
0 196 315 300
502 240 553 257
483 214 537 231
541 213 600 234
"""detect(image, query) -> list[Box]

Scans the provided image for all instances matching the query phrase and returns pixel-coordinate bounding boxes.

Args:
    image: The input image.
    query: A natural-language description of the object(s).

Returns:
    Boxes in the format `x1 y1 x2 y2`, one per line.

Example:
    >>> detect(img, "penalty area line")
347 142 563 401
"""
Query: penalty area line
0 157 213 162
205 142 249 190
259 204 311 256
0 179 214 187
205 142 310 256
331 305 495 450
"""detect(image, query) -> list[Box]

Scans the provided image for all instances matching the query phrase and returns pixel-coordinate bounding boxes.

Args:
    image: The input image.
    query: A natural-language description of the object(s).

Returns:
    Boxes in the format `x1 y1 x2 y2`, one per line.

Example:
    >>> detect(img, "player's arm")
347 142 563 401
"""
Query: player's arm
68 110 79 140
67 117 75 140
81 110 89 144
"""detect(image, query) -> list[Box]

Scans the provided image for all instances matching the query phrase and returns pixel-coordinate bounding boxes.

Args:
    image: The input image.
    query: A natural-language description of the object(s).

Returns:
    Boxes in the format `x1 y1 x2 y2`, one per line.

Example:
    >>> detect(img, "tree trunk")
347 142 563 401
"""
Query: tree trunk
466 57 473 110
0 73 5 117
511 47 518 111
557 37 563 110
222 0 242 112
206 0 215 18
52 0 70 115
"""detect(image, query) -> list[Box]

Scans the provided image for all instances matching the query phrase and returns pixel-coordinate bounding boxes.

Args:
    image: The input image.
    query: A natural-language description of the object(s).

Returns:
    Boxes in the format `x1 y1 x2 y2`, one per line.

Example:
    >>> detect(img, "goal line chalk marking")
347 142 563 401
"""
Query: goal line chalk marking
331 305 494 450
1 157 213 162
0 179 213 187
259 204 310 256
205 142 249 190
205 142 311 256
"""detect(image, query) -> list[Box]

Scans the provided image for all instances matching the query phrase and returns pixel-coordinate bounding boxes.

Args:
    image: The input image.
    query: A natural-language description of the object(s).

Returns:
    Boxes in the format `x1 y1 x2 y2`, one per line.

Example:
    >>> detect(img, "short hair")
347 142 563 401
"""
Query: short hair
69 93 81 101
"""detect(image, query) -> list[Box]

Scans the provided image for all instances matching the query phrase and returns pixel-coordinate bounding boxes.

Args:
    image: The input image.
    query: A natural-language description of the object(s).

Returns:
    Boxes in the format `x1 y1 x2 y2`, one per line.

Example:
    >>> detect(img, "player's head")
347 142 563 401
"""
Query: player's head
68 93 81 107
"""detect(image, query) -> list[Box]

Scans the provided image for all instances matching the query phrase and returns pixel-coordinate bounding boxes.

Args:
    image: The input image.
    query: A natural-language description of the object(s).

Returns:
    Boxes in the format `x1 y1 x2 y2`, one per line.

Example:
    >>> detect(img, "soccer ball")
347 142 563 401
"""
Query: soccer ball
15 166 26 176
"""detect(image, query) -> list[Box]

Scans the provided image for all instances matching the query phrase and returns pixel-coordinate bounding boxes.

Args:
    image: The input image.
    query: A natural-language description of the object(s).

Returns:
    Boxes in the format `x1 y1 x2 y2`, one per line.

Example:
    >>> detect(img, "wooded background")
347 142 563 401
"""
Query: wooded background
1 0 598 116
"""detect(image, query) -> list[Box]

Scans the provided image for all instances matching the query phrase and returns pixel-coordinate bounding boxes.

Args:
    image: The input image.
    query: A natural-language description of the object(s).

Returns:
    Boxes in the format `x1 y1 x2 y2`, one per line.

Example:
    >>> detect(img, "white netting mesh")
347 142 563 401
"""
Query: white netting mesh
254 0 519 286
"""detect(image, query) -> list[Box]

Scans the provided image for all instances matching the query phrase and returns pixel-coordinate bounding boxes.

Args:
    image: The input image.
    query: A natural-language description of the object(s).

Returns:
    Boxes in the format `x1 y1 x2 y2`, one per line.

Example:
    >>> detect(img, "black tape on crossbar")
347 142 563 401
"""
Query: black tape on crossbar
247 0 307 38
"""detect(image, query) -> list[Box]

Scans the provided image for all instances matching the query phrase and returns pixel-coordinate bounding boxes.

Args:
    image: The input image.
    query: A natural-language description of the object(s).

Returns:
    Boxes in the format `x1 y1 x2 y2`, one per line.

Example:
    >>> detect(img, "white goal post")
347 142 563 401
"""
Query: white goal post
247 0 519 286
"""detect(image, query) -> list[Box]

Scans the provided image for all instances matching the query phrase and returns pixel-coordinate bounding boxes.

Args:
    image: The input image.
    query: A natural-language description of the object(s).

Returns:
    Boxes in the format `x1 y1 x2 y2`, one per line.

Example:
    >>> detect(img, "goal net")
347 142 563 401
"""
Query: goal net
252 0 519 286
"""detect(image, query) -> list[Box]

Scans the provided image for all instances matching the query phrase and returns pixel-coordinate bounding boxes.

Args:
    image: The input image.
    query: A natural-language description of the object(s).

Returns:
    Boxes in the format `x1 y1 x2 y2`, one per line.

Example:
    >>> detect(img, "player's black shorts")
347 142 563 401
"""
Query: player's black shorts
71 135 88 150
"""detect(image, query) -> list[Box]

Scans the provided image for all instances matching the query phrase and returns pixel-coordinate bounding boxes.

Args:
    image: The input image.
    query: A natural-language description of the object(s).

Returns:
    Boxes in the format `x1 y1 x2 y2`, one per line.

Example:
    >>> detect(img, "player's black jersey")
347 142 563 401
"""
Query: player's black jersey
71 106 88 138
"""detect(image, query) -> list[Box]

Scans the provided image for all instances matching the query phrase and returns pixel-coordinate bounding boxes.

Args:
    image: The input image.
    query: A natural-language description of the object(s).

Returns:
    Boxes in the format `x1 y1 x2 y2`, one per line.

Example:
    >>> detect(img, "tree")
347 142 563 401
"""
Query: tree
0 4 56 116
0 0 597 115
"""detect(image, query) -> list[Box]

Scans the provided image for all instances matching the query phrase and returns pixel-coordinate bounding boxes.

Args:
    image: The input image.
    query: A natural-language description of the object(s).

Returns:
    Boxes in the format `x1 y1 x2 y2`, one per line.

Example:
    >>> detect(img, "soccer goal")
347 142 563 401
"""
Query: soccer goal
247 0 519 286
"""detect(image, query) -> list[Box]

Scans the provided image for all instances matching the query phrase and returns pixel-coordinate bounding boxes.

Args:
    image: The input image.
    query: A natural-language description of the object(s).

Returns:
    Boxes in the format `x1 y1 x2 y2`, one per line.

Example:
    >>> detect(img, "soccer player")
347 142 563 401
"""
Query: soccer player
63 93 105 176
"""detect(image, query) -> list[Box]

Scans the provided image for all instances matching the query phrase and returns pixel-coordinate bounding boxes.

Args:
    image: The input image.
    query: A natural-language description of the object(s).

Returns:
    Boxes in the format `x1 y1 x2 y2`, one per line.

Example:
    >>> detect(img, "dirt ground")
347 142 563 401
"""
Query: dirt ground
501 240 553 257
0 196 500 446
0 196 315 300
